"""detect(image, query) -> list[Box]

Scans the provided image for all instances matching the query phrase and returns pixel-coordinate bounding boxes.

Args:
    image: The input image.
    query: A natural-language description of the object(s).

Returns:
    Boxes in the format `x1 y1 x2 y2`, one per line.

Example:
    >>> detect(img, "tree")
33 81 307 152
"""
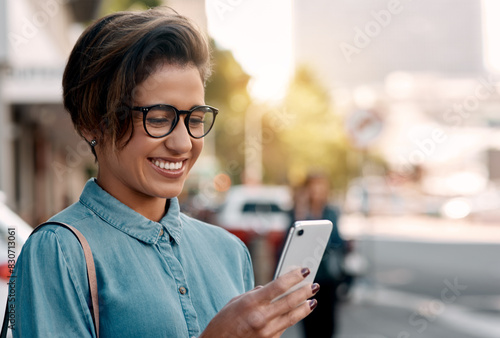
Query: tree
99 0 162 14
265 65 357 192
205 41 252 185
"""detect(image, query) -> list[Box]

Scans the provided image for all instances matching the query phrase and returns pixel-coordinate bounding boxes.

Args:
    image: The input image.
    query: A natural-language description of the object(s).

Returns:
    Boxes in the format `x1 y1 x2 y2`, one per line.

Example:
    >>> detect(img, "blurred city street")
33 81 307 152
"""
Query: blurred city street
283 214 500 338
1 0 500 336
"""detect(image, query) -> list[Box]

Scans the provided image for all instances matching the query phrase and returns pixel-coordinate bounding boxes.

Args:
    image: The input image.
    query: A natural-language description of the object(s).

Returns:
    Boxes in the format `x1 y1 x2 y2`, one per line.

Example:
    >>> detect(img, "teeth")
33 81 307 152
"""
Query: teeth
153 160 182 170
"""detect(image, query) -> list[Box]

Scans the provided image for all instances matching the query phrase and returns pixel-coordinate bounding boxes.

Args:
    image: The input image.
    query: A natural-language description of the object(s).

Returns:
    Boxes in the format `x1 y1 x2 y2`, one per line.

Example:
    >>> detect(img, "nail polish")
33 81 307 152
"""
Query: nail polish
311 283 320 295
308 299 318 311
301 268 310 277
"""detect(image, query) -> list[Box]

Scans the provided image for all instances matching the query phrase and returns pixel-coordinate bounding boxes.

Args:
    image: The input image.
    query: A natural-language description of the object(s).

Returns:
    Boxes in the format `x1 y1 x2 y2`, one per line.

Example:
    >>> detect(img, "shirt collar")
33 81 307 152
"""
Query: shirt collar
79 178 183 244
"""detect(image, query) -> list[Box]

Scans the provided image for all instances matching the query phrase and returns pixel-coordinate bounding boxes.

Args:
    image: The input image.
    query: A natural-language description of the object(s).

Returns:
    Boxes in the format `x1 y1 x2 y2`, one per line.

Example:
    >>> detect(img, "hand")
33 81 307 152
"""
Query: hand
200 268 319 338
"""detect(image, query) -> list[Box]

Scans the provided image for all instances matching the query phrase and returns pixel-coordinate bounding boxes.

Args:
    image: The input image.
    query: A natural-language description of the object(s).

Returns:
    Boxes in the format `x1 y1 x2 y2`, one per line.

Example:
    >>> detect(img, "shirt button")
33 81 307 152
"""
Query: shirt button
159 228 164 236
179 286 187 295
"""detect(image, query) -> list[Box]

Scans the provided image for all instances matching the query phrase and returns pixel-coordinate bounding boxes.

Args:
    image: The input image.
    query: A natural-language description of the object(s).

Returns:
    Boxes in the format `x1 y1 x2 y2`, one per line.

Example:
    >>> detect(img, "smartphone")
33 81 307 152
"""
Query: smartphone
273 220 333 301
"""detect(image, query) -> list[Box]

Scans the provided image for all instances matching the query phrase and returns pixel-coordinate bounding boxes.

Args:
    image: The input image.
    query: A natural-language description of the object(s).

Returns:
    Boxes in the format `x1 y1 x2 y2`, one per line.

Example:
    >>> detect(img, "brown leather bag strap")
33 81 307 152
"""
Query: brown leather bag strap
1 221 100 338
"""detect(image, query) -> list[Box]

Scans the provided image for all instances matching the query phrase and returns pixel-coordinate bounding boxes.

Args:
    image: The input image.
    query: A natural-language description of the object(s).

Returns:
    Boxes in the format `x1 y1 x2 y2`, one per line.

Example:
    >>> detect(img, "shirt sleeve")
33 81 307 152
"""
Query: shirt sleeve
324 206 344 248
9 229 96 337
242 243 255 291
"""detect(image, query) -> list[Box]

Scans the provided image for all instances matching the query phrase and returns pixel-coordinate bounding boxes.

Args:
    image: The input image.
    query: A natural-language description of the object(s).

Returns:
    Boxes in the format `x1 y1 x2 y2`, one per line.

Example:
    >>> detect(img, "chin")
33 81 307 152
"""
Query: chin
155 184 185 199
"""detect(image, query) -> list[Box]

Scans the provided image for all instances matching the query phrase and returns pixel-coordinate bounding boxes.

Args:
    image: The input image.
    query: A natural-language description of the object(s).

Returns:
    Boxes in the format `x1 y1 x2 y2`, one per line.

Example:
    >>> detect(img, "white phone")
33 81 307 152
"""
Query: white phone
273 220 333 301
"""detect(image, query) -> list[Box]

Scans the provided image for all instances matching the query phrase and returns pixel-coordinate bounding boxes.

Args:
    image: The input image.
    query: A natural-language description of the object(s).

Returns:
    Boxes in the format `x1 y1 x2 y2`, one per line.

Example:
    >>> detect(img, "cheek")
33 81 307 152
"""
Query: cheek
119 137 157 165
192 139 204 159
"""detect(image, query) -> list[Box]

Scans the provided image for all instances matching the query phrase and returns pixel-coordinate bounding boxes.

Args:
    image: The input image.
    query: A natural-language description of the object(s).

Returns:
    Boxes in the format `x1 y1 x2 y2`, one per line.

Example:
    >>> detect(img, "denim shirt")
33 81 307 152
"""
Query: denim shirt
10 179 254 337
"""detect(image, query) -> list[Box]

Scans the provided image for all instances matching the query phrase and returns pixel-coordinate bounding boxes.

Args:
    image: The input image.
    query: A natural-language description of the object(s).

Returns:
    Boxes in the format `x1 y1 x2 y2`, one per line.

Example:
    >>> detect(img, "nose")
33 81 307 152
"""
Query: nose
164 117 192 154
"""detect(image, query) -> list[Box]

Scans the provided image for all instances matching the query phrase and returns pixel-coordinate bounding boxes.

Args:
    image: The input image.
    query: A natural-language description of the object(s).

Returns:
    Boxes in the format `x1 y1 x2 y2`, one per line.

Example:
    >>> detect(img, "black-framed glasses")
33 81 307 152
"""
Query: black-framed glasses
131 104 219 139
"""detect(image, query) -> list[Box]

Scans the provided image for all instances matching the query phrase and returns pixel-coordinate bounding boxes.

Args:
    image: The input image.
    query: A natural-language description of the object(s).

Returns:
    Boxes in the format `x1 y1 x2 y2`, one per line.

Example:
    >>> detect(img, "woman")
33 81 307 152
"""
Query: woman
9 8 318 337
291 173 345 338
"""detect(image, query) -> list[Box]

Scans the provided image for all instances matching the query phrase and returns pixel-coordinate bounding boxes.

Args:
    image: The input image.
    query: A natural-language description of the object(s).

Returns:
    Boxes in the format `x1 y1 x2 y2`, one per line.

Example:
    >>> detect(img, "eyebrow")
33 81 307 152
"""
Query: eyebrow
153 104 207 110
132 103 207 111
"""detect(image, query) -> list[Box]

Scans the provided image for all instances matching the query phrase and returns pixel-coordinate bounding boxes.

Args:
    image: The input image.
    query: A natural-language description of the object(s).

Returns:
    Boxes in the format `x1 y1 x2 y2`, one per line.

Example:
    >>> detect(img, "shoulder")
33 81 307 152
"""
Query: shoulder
21 221 87 269
15 217 89 296
180 213 249 253
48 200 96 227
20 201 98 269
324 204 340 219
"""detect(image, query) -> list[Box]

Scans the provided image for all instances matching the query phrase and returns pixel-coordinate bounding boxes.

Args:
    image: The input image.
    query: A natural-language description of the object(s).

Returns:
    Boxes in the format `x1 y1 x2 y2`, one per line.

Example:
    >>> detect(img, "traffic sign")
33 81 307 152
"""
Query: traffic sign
345 109 383 149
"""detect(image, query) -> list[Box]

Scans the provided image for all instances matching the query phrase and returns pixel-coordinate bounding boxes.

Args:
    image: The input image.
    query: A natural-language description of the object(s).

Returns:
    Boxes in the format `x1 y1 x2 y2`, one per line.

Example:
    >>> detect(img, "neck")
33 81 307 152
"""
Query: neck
95 178 169 222
129 197 169 222
309 203 324 219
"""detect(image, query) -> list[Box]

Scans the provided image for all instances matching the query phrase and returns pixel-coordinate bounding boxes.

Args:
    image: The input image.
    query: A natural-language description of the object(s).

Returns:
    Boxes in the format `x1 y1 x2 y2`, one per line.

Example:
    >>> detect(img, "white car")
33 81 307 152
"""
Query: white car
215 185 292 248
0 192 34 328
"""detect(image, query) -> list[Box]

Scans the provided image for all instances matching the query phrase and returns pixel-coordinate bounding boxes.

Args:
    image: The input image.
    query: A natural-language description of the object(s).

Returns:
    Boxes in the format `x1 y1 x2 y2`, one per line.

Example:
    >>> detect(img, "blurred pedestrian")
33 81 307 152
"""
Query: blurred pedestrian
291 172 345 338
7 7 319 337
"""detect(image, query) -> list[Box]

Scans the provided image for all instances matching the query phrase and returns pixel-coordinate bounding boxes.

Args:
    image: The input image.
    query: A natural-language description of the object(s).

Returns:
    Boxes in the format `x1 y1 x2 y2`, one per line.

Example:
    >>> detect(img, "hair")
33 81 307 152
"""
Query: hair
304 171 329 187
62 7 212 157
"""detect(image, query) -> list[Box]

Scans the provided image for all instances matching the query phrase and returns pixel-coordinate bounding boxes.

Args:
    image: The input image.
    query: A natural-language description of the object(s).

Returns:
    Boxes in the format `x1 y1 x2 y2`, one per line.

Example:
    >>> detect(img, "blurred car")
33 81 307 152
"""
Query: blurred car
0 193 32 279
215 185 292 251
440 183 500 222
0 192 34 326
345 176 446 216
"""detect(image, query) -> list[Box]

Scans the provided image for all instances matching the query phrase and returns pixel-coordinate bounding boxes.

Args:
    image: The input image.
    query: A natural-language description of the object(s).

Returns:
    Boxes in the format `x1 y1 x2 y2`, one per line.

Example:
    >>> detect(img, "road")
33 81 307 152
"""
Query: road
283 215 500 338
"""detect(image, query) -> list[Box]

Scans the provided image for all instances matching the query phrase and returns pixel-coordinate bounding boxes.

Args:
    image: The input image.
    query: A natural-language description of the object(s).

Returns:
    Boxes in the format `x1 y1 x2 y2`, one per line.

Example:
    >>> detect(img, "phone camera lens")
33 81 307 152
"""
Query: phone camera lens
297 229 304 236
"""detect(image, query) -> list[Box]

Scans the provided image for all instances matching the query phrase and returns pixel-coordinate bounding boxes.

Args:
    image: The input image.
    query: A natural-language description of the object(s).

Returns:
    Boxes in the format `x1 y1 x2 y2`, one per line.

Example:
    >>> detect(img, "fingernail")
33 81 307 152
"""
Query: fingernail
311 283 320 295
301 268 310 277
308 299 318 311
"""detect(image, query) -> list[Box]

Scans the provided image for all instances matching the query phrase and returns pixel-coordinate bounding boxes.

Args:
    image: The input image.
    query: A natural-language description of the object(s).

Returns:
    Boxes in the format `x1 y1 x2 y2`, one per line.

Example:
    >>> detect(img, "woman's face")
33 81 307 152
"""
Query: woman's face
95 63 205 207
307 177 329 205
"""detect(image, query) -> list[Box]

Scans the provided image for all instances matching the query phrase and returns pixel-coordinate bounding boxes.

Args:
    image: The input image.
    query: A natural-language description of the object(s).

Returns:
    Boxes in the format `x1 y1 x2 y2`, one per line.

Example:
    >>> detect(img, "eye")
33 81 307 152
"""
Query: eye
145 106 176 127
189 114 205 125
147 117 171 127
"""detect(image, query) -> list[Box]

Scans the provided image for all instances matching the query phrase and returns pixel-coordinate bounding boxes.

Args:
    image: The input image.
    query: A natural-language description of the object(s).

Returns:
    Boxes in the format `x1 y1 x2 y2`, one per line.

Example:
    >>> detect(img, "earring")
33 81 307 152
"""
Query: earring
90 139 97 147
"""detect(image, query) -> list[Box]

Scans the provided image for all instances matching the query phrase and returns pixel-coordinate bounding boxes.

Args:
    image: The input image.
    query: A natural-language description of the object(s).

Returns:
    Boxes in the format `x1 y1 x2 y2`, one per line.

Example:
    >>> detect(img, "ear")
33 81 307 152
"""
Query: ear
81 129 95 144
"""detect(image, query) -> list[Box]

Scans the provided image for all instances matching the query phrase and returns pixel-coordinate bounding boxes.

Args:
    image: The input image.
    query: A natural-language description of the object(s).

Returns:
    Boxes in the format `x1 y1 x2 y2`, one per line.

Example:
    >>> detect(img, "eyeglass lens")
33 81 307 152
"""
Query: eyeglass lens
145 106 216 138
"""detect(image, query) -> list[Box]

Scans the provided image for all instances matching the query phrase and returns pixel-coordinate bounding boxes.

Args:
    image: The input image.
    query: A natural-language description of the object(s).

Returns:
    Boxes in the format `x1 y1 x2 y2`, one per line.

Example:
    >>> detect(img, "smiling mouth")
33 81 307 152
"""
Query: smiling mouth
150 159 184 170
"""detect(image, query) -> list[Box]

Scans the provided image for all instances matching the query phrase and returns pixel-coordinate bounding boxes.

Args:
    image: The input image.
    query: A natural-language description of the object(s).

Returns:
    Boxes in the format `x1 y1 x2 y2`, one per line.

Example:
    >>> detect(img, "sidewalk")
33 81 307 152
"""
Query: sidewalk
339 214 500 243
282 283 500 338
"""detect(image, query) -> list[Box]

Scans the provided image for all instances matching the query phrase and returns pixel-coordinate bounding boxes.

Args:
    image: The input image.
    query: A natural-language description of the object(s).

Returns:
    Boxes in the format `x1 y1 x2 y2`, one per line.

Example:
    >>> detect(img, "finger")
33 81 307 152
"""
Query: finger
258 267 310 301
262 298 318 337
269 282 320 318
228 285 263 304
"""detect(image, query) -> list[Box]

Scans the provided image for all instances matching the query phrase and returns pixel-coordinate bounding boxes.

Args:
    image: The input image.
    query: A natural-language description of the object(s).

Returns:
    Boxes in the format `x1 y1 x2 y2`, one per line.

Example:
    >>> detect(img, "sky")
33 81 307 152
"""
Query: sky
206 0 500 104
483 0 500 72
205 0 293 103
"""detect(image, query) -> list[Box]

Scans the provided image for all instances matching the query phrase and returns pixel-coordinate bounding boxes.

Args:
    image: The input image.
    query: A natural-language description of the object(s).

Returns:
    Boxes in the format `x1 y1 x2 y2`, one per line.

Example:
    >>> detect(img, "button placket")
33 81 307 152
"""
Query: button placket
155 230 200 336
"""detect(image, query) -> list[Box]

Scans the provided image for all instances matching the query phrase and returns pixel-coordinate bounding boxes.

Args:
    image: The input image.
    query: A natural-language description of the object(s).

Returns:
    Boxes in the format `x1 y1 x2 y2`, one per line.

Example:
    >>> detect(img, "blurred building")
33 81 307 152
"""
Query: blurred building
0 0 214 225
167 0 207 29
293 0 485 88
0 0 101 224
292 0 500 199
0 0 6 64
